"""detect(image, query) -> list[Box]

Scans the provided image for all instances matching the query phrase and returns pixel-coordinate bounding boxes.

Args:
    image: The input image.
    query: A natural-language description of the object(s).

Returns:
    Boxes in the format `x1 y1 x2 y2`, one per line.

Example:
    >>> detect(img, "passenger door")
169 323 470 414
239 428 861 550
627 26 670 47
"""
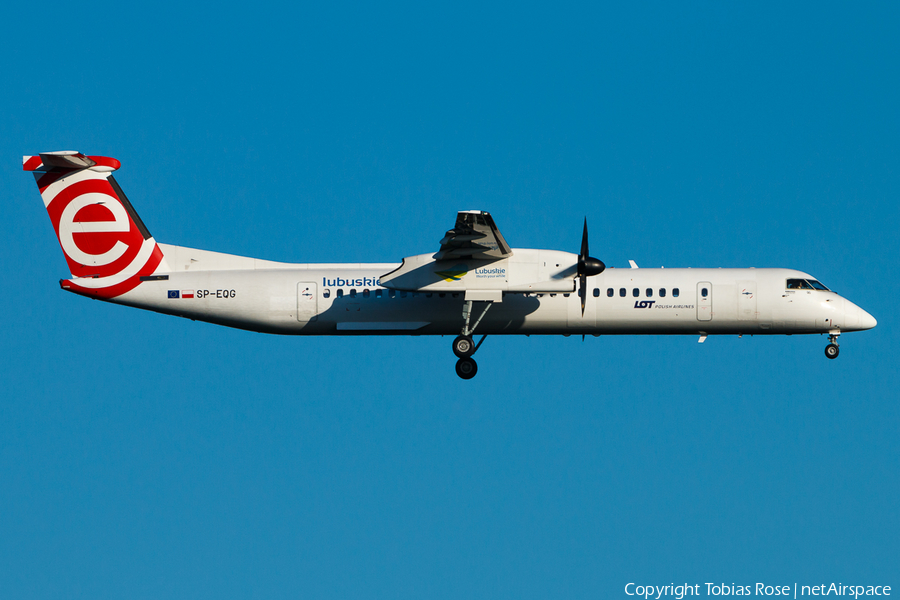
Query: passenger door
697 281 712 321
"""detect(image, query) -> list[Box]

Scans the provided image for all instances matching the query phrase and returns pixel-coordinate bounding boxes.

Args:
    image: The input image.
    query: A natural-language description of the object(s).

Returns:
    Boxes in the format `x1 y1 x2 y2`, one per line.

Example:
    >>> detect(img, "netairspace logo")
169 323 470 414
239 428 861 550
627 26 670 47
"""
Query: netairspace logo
624 583 892 599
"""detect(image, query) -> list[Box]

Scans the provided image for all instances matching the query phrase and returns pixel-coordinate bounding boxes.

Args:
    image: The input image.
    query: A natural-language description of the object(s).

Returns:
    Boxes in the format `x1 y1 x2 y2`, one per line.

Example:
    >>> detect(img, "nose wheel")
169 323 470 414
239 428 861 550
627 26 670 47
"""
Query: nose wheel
825 333 840 359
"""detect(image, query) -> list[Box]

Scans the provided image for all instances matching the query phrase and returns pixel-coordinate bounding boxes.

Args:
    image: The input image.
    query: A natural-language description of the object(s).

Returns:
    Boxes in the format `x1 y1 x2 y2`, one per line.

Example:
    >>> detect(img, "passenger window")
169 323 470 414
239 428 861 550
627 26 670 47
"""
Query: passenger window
336 289 344 298
633 288 639 297
619 288 626 297
646 288 653 297
439 293 446 298
607 288 614 297
350 289 357 298
593 288 600 297
400 291 407 298
659 288 666 298
426 293 433 298
389 289 396 298
701 288 708 298
323 289 331 298
375 289 383 298
363 289 370 298
673 288 679 297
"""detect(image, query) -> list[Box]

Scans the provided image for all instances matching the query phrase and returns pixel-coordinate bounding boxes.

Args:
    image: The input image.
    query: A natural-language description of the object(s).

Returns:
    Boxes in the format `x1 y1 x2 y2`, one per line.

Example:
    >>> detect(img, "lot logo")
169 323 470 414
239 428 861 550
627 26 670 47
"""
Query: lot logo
435 264 468 282
634 300 656 308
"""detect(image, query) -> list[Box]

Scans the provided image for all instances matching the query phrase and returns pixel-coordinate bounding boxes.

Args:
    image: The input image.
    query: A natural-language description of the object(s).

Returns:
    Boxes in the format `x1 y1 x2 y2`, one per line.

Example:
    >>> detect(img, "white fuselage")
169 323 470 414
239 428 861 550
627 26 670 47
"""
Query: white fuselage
98 244 874 338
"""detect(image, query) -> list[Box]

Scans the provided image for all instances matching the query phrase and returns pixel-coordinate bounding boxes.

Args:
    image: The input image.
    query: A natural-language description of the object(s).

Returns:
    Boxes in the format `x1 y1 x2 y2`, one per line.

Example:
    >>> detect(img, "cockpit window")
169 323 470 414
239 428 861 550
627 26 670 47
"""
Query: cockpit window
786 279 814 290
786 278 830 291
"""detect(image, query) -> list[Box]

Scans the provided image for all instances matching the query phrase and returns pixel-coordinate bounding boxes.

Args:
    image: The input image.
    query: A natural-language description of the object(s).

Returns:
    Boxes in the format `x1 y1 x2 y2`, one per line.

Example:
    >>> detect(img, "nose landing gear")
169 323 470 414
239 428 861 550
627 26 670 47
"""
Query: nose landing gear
825 333 840 359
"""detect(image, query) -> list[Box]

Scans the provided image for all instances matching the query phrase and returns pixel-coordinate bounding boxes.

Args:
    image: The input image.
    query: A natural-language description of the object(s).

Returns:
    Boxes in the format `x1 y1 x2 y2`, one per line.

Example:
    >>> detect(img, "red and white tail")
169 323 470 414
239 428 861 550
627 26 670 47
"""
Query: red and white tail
24 151 168 299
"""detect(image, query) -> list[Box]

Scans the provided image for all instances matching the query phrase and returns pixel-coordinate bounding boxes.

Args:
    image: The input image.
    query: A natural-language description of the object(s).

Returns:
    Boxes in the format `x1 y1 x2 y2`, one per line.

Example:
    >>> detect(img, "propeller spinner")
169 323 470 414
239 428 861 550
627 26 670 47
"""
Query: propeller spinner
577 218 606 315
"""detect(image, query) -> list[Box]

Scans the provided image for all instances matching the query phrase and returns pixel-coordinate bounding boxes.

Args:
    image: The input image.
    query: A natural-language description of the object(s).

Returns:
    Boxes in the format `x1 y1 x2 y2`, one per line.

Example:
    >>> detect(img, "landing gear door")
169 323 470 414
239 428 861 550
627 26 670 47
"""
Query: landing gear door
297 282 318 322
697 281 712 321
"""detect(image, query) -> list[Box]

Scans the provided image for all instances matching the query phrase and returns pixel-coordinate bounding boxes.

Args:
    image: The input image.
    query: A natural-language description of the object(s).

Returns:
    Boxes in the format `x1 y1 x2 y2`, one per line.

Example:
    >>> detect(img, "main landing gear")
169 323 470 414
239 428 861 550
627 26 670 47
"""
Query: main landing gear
453 300 492 379
825 333 840 359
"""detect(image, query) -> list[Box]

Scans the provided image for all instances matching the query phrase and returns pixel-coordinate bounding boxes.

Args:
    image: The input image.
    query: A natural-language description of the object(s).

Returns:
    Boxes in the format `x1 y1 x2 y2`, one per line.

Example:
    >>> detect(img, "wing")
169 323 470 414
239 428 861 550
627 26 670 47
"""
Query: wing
433 210 513 261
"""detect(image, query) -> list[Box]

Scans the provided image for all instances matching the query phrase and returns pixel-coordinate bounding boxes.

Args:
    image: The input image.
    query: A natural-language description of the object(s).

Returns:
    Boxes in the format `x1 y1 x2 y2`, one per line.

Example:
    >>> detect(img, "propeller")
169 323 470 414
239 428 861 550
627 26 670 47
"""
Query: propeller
577 218 606 315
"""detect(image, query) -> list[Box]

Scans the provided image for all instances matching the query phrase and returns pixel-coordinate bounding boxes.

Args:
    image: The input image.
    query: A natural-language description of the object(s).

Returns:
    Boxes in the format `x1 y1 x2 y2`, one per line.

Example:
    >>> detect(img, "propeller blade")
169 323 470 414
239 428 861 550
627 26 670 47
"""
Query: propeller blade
577 217 605 315
577 219 605 277
581 217 590 259
580 272 587 315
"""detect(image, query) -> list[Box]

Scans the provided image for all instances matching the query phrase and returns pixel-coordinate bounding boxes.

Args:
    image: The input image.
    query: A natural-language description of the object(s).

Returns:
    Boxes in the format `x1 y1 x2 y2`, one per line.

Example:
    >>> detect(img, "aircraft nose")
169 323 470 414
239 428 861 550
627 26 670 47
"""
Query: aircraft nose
843 300 877 331
859 307 877 330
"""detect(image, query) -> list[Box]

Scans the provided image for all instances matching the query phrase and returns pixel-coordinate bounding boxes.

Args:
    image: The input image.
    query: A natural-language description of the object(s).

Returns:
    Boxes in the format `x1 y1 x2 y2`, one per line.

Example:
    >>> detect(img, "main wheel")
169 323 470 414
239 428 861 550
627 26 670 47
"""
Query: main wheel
825 343 839 359
453 335 476 358
455 357 478 379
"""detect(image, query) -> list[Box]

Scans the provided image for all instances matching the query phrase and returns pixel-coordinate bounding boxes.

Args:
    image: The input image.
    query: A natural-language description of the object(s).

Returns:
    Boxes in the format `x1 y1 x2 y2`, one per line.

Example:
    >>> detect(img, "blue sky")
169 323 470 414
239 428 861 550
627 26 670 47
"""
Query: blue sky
1 2 897 599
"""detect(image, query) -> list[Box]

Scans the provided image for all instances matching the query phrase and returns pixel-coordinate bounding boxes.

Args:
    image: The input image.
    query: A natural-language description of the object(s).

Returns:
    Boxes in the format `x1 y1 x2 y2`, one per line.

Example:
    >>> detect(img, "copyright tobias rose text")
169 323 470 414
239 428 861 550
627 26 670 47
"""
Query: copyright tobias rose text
625 583 891 599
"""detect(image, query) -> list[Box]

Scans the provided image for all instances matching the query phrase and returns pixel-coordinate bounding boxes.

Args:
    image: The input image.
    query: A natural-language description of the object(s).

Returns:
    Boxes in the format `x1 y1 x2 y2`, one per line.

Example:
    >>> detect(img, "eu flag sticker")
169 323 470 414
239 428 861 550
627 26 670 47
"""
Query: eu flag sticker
168 290 180 299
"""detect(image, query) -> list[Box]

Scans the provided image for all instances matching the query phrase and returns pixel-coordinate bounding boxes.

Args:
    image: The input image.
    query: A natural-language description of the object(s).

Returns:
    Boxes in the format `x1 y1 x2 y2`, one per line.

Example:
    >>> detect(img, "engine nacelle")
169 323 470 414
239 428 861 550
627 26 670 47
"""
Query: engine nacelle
379 249 577 294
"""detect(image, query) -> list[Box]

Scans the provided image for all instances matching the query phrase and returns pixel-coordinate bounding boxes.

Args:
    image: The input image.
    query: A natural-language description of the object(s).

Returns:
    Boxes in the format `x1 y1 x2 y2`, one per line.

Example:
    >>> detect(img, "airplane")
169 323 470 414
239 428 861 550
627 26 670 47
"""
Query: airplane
24 150 877 379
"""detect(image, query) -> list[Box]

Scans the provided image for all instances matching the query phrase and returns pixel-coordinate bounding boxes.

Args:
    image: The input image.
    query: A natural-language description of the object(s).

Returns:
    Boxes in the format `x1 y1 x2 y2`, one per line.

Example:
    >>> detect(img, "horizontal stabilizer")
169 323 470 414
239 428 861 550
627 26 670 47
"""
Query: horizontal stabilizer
23 152 121 173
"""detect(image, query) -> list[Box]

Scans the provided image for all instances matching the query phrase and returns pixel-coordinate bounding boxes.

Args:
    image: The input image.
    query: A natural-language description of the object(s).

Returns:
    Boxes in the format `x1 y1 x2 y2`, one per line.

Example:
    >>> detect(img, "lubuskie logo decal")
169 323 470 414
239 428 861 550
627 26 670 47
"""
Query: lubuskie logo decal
435 264 469 282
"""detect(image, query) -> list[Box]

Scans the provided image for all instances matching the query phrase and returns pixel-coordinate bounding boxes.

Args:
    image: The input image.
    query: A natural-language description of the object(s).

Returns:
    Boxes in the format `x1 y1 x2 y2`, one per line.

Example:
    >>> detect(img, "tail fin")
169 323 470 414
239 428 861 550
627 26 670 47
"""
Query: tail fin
24 151 168 299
